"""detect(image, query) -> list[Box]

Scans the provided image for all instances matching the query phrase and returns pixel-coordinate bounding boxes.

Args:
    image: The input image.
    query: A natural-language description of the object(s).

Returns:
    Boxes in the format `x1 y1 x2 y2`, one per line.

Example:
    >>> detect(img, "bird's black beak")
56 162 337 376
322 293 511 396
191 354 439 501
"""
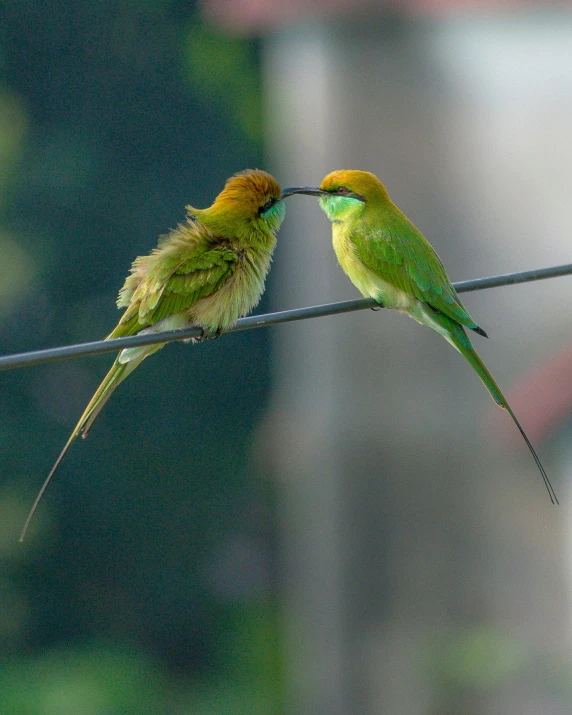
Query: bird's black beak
281 186 328 199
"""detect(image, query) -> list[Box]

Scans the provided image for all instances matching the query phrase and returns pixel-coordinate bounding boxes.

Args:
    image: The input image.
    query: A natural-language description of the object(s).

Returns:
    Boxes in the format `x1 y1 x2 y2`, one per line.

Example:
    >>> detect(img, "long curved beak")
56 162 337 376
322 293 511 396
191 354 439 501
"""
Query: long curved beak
281 186 328 199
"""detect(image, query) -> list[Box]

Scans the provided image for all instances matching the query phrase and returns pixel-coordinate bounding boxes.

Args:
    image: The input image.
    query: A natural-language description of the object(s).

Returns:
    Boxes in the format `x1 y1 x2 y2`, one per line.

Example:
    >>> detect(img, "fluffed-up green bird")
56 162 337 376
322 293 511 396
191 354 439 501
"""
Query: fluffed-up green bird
282 169 557 503
20 169 285 541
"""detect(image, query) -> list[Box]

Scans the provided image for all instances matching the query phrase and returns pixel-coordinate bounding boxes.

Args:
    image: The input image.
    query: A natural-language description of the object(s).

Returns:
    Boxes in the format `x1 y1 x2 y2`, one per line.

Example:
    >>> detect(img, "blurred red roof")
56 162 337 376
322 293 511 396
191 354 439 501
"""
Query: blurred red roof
200 0 546 34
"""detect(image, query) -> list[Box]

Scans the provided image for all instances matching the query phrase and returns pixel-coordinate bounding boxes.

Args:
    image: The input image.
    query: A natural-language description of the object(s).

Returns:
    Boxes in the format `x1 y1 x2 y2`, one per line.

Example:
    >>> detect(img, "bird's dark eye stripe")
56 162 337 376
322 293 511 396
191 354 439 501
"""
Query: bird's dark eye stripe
259 197 277 214
327 186 366 202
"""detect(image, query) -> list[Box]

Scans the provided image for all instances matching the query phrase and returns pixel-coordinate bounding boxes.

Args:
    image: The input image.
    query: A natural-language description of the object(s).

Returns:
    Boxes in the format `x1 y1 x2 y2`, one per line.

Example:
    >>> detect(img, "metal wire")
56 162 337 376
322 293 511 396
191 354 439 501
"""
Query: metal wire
1 262 571 372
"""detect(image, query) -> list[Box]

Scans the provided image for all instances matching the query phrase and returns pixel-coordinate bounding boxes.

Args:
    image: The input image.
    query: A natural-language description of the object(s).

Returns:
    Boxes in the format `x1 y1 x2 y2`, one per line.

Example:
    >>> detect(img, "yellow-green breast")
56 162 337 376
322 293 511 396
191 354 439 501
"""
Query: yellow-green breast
332 225 415 311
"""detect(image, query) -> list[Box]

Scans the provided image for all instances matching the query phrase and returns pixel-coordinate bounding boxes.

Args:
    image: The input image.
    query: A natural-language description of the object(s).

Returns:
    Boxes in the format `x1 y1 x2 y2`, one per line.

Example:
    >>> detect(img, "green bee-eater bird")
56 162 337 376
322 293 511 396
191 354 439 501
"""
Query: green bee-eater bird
282 169 557 503
20 169 285 541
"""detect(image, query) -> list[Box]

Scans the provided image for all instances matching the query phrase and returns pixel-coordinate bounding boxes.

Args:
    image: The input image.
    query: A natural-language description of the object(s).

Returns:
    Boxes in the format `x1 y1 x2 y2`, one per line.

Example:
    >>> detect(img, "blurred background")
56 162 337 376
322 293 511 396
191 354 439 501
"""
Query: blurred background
1 0 572 712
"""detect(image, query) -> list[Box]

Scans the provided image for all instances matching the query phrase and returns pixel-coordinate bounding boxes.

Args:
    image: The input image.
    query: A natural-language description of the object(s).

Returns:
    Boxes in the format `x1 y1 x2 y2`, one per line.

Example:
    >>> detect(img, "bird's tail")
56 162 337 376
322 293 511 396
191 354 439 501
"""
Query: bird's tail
445 319 558 504
19 350 149 542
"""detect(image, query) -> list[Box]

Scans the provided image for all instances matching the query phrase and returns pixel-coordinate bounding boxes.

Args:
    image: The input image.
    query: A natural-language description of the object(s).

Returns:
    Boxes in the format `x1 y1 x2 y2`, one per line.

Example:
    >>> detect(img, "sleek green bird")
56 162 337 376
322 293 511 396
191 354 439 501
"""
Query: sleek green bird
282 169 557 503
20 169 285 541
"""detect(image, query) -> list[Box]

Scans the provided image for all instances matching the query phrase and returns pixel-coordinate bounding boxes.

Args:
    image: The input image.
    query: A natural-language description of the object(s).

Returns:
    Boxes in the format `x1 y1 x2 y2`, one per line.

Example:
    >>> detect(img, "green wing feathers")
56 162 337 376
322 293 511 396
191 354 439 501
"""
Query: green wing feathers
353 207 481 332
113 243 238 337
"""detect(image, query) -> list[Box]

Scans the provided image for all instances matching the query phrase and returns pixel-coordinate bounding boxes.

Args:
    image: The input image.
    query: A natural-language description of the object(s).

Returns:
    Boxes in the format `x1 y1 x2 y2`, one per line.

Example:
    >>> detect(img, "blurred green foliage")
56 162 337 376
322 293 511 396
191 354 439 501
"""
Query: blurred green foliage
0 601 281 713
428 626 526 687
0 0 281 711
184 24 263 142
425 625 572 707
0 645 169 714
0 89 27 209
0 90 36 319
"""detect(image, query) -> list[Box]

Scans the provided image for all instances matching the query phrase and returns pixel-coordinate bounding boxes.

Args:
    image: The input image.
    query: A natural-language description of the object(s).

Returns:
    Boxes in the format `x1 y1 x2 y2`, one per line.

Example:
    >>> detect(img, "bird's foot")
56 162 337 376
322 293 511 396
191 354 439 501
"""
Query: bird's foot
195 327 223 343
371 300 384 312
207 328 223 341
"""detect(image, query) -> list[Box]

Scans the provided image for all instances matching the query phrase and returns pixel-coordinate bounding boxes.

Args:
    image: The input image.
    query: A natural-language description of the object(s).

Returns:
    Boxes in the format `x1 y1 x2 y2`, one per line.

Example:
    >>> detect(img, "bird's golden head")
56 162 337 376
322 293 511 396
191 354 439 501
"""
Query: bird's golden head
319 170 388 201
188 169 285 240
220 169 281 209
214 169 283 225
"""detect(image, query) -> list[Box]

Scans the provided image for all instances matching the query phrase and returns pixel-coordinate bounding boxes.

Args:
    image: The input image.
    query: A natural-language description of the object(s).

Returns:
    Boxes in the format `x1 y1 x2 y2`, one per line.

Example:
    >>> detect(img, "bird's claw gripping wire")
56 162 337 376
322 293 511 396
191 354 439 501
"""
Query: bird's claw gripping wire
195 327 223 343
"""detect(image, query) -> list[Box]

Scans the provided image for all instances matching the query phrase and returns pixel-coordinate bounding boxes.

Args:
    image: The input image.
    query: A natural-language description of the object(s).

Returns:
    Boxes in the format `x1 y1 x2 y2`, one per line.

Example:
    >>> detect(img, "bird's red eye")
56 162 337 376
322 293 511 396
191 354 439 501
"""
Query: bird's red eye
337 186 349 194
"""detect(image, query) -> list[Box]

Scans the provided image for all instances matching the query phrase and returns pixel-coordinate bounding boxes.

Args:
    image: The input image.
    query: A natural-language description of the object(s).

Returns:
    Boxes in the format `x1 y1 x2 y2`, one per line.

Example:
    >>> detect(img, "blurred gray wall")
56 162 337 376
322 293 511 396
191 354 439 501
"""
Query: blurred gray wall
263 13 571 715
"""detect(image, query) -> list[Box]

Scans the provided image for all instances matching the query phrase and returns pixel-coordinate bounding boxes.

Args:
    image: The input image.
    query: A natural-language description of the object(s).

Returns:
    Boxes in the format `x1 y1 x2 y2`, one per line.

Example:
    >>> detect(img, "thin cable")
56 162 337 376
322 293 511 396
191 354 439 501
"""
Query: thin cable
1 262 572 372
